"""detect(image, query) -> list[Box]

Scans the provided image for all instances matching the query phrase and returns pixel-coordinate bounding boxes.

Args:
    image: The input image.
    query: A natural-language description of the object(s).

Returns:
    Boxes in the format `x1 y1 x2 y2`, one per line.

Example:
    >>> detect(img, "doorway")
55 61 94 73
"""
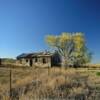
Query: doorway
30 59 33 66
43 58 46 64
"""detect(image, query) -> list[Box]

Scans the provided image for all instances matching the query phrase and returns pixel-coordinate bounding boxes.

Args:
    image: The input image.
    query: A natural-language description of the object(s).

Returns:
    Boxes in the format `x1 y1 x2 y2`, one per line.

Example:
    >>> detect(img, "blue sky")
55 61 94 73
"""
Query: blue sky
0 0 100 63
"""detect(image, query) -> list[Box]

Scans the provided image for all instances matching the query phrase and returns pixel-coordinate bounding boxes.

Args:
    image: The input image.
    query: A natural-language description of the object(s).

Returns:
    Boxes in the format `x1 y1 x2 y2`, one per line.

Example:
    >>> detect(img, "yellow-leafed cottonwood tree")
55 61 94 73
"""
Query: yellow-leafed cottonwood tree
45 32 92 67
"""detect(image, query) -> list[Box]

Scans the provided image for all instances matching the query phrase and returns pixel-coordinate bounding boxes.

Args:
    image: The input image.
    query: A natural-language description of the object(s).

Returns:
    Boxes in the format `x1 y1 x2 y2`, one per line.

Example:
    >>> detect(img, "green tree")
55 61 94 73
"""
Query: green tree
45 32 92 67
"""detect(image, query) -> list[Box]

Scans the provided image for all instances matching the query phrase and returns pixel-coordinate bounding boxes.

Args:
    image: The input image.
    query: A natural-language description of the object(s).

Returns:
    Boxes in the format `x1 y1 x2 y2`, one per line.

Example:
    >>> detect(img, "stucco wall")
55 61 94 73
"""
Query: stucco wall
32 57 51 67
18 58 31 66
17 56 52 67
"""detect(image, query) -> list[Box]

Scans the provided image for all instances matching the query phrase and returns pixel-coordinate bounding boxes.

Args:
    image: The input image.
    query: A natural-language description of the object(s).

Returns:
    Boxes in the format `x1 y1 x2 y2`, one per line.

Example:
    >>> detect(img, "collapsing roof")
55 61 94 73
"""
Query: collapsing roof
16 51 53 59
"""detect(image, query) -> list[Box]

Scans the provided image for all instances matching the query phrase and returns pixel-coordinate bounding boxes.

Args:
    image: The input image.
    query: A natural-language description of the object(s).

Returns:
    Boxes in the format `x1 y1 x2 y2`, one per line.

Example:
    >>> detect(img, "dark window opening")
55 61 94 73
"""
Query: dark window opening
26 59 28 62
35 58 37 62
43 58 46 64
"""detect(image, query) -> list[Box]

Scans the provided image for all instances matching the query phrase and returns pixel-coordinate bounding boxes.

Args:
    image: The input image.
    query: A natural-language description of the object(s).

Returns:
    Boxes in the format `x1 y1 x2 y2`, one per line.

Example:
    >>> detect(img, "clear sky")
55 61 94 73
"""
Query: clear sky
0 0 100 63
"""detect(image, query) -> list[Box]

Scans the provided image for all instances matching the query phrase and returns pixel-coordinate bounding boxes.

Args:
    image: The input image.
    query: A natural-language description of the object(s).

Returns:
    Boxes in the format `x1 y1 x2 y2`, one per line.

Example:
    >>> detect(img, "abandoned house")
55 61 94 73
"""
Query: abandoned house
16 51 61 67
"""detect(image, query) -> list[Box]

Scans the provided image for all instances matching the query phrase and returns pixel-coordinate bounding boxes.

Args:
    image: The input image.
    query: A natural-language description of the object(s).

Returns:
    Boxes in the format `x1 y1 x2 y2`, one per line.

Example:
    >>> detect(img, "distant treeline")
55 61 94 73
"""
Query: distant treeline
1 58 16 64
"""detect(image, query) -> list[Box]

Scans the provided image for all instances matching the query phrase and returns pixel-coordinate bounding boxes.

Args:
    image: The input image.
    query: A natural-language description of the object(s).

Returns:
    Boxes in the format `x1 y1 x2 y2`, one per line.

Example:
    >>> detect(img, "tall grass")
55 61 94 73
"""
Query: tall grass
0 66 100 99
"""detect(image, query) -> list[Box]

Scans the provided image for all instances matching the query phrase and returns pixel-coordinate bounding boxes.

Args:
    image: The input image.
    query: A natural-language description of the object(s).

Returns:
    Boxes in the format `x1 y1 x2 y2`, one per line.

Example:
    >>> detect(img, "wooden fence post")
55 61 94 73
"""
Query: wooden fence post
0 58 1 65
10 69 12 100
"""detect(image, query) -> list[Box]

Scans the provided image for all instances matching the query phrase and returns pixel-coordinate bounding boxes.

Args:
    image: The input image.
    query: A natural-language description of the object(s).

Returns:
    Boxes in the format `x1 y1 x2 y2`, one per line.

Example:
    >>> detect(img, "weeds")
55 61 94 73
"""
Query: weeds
0 66 100 99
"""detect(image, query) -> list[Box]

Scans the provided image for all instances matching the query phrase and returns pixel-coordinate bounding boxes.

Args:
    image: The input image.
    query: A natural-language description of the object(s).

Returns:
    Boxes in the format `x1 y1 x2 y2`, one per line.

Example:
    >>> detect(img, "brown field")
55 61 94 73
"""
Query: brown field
0 65 100 100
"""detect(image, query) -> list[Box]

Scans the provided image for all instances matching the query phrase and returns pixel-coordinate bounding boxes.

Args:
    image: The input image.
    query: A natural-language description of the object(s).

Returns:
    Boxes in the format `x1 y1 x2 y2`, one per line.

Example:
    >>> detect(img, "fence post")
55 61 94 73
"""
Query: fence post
9 69 12 100
0 58 1 65
48 66 50 76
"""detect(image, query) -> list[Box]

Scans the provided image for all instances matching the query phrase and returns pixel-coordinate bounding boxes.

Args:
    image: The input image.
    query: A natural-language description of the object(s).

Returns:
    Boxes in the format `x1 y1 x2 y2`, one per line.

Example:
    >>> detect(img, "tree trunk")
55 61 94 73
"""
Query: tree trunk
61 57 67 67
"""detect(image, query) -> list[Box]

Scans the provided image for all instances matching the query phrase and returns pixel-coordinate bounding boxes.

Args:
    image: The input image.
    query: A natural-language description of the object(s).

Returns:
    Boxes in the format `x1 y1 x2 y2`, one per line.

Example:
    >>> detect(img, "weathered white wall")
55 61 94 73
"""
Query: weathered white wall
32 57 51 67
17 57 52 67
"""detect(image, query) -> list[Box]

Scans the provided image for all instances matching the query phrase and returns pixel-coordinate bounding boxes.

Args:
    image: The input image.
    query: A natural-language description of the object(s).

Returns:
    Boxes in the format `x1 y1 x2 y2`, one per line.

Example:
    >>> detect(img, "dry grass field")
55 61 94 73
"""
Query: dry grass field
0 65 100 100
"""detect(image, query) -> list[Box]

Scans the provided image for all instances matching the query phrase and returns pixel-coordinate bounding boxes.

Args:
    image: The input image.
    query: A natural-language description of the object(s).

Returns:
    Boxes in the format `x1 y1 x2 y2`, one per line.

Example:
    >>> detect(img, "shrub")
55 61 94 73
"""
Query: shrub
96 72 100 76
